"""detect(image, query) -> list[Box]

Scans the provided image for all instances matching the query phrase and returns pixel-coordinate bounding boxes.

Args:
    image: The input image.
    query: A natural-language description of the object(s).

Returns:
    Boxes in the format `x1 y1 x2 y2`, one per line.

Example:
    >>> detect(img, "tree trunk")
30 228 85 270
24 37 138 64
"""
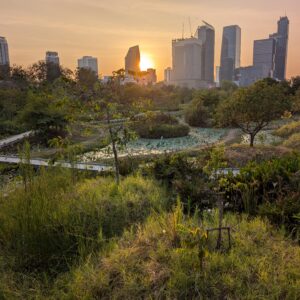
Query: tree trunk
111 132 120 185
106 107 120 185
250 133 255 147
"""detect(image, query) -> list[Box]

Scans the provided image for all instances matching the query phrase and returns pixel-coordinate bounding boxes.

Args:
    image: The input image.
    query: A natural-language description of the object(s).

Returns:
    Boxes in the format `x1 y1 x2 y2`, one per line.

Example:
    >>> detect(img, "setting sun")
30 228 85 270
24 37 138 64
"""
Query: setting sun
140 54 154 71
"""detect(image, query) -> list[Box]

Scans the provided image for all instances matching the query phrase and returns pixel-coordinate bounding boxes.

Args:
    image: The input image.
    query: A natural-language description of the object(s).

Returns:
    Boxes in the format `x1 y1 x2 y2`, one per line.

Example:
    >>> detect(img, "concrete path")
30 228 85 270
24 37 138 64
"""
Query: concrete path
0 131 33 149
0 155 112 172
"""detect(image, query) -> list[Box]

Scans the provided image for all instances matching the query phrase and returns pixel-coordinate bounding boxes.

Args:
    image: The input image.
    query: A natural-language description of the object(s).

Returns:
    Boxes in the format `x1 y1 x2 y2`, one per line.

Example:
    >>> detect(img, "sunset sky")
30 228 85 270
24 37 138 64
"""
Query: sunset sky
1 0 299 80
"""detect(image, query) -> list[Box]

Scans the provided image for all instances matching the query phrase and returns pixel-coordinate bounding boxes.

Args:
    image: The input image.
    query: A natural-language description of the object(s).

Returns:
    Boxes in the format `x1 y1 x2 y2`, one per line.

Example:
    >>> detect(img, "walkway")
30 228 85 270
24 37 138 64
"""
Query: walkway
0 131 33 149
0 155 112 172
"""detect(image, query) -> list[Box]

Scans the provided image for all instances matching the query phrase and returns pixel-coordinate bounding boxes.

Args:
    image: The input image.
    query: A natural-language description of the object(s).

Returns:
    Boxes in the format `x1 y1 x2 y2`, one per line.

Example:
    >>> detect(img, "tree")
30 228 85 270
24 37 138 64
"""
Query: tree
184 95 209 127
217 81 289 147
92 69 135 184
19 91 68 141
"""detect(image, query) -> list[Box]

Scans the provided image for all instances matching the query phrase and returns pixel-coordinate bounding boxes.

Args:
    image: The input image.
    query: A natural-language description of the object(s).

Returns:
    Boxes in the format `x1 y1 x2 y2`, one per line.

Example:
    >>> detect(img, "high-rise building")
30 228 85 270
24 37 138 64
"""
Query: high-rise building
164 67 172 84
0 37 10 66
171 37 204 89
270 16 289 80
220 25 241 82
215 66 220 87
237 65 270 87
46 51 60 65
78 56 98 76
196 21 215 83
253 38 276 78
0 37 10 79
125 45 140 75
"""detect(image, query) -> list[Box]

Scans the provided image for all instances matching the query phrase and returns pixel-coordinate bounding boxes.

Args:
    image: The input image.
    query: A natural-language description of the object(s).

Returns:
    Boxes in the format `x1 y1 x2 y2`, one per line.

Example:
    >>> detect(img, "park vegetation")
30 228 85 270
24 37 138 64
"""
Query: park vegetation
1 67 300 298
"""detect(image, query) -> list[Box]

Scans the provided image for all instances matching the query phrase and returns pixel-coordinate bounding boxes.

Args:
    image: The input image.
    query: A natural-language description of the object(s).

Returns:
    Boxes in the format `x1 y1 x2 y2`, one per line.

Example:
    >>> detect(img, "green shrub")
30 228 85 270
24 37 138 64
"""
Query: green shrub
0 169 167 273
222 153 300 241
274 120 300 138
65 209 300 299
184 97 209 127
132 111 190 139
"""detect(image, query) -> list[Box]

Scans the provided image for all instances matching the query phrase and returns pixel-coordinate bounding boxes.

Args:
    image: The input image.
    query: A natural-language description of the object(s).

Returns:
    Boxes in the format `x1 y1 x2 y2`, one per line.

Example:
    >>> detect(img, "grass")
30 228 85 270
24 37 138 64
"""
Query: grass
0 168 168 276
274 120 300 138
63 208 300 299
283 132 300 150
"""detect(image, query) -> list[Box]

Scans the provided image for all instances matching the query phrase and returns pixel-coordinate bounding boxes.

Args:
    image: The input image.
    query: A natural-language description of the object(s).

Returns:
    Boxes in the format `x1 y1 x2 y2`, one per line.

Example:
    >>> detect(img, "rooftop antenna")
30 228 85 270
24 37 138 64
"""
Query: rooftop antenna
189 17 193 37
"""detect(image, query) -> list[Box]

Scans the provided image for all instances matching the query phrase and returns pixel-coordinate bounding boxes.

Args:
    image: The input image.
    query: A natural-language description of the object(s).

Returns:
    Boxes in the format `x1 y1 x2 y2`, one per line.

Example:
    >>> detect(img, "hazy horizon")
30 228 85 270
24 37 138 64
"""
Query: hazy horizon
1 0 299 80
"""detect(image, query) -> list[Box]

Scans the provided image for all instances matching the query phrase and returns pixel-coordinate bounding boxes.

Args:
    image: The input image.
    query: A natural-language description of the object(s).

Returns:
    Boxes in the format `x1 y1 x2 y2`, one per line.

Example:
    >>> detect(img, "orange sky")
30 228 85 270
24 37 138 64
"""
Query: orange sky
1 0 299 81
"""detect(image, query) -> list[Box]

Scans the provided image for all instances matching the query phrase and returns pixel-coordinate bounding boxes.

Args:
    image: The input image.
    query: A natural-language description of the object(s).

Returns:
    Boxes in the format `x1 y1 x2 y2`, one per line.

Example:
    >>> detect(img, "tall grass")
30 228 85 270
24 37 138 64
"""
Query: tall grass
0 167 168 275
274 120 300 138
64 208 300 299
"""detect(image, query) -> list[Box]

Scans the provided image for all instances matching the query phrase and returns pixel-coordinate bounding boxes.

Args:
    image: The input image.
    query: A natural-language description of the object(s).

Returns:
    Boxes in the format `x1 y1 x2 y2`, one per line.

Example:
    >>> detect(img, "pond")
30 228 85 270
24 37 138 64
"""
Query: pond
82 128 229 161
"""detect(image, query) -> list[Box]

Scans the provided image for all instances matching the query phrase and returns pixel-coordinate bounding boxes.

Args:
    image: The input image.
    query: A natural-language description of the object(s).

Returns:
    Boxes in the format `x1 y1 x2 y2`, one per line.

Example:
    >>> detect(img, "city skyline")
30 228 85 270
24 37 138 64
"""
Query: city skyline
0 0 299 80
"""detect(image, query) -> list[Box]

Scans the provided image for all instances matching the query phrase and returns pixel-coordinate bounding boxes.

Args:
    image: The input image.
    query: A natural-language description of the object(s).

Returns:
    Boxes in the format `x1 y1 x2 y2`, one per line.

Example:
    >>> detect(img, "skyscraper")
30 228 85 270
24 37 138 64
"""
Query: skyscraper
253 38 276 78
0 37 9 66
270 16 289 80
196 21 215 83
171 37 203 89
220 25 241 82
125 45 140 75
78 56 98 76
0 37 10 79
45 51 60 82
46 51 60 65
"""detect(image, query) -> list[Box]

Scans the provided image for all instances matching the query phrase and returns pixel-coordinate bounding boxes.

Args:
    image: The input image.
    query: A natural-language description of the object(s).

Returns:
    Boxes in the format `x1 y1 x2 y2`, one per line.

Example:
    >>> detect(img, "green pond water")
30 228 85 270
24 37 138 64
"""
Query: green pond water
82 128 228 161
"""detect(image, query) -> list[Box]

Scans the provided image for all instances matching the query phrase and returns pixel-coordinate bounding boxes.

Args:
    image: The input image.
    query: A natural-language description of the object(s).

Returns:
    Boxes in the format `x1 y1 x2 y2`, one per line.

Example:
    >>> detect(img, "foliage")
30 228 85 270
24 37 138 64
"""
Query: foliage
133 111 189 139
64 209 300 300
18 91 69 141
151 153 213 211
0 168 167 274
221 154 300 241
274 120 300 138
217 80 289 146
283 132 300 150
184 96 209 127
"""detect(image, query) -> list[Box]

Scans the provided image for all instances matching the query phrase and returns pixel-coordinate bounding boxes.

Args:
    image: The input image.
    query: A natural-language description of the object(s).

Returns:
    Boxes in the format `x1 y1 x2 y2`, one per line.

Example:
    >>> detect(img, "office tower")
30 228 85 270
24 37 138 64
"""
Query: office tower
78 56 98 76
196 21 215 83
164 67 172 84
45 51 60 82
46 51 60 65
125 45 140 75
171 37 204 89
253 38 276 78
220 25 241 82
270 16 289 80
215 66 220 87
0 37 9 66
238 65 269 87
0 37 10 79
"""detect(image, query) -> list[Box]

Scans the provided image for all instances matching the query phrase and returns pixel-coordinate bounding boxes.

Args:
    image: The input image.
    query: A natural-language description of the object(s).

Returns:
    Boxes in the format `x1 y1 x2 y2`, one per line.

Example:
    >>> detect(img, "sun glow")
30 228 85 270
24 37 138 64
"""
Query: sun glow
140 54 154 71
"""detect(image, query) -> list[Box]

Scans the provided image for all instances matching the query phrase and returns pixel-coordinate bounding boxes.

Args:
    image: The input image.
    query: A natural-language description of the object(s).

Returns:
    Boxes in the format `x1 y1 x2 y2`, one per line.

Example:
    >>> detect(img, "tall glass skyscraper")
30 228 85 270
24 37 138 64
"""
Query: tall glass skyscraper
0 37 10 79
196 21 215 83
270 16 289 80
220 25 241 82
125 45 140 75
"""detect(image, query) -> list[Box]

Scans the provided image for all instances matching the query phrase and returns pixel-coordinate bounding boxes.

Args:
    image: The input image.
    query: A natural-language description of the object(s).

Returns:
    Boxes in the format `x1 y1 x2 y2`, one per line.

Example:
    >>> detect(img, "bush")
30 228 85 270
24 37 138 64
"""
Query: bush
184 97 209 127
222 153 300 241
0 169 167 274
65 209 300 299
274 120 300 138
132 112 190 139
